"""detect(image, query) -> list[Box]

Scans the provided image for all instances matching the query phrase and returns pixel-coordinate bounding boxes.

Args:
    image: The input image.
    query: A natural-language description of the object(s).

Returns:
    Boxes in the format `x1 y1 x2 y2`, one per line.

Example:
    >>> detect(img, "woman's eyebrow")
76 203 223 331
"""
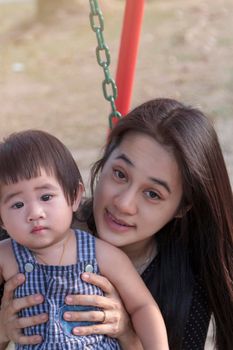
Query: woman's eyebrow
115 153 134 166
115 154 171 193
149 177 171 193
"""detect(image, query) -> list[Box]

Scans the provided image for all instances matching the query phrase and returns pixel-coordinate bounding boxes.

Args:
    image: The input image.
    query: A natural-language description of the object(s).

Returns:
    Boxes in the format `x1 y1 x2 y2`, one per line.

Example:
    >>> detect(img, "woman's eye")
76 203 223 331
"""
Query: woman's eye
113 169 126 180
12 202 24 209
41 194 52 201
145 190 160 200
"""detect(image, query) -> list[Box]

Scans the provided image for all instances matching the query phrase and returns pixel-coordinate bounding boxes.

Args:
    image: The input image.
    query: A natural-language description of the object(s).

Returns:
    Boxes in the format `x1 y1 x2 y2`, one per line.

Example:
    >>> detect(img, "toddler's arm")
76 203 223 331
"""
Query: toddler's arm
96 239 169 350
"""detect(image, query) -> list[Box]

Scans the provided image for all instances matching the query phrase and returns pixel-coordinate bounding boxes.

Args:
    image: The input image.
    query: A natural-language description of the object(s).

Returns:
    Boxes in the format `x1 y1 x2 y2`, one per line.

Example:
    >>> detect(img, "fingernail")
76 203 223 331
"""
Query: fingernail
40 314 48 321
73 328 80 335
64 312 71 320
82 273 90 279
66 296 73 304
17 274 25 282
34 335 42 343
34 295 43 302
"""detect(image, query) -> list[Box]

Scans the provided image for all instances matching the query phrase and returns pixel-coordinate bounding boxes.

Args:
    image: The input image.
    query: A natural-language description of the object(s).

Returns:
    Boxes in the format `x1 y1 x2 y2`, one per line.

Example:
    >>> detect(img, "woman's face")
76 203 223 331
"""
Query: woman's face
93 132 183 251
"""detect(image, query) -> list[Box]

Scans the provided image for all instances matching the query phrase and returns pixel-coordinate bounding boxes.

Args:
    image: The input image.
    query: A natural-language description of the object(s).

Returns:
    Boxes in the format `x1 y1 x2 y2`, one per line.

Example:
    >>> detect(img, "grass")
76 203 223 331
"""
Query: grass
0 0 232 183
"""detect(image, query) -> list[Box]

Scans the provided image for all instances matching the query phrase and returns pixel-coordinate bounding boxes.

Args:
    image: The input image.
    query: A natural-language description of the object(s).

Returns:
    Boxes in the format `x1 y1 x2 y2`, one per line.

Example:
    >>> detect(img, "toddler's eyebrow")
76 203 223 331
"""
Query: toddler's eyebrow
34 183 58 191
3 191 21 204
2 184 58 204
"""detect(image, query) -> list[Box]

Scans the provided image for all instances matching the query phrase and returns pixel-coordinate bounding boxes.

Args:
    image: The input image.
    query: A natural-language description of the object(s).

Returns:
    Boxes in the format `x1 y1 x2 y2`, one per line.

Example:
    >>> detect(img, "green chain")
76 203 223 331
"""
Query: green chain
89 0 122 129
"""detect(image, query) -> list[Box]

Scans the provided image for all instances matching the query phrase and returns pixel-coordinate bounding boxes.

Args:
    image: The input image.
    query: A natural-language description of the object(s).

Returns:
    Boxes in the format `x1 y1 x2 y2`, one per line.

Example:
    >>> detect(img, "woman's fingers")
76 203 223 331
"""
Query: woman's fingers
70 309 121 337
65 272 120 307
65 290 129 337
81 273 117 295
64 272 132 338
2 274 25 305
64 309 105 323
6 294 44 315
0 273 46 345
14 313 48 330
72 322 118 337
11 332 43 345
65 293 118 310
2 274 44 313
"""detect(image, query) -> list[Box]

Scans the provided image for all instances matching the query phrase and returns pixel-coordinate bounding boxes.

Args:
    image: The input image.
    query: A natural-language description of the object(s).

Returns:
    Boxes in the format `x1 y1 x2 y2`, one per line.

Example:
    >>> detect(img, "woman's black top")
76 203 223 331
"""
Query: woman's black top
141 256 211 350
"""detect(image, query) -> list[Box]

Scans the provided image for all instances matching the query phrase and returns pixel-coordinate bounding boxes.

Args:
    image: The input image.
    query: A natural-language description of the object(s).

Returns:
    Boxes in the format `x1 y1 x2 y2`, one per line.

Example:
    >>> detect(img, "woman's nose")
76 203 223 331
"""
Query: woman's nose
27 204 45 222
113 188 137 215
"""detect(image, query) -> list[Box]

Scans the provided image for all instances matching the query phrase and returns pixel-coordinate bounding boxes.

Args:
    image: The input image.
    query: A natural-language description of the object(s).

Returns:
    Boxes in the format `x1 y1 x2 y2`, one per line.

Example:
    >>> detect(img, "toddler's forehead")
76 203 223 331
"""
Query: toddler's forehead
0 165 56 185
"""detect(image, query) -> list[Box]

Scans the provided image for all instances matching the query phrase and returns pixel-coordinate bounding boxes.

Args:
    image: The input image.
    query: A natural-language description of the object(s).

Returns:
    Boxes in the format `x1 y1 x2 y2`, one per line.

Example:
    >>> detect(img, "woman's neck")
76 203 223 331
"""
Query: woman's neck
121 237 157 274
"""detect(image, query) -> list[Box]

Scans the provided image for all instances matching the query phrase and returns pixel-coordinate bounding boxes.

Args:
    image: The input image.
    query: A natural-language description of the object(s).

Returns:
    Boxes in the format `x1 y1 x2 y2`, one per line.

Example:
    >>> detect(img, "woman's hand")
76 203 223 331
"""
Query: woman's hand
0 274 48 345
64 273 143 350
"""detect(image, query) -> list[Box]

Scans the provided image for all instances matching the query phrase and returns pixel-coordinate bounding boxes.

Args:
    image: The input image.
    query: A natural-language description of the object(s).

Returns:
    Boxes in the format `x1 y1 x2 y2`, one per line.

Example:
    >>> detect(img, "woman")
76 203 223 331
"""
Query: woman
1 98 233 349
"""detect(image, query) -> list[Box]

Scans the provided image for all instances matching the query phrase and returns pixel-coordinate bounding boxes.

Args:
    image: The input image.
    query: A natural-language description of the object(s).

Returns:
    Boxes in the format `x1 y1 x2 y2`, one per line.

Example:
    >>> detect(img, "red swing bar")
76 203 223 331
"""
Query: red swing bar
115 0 145 117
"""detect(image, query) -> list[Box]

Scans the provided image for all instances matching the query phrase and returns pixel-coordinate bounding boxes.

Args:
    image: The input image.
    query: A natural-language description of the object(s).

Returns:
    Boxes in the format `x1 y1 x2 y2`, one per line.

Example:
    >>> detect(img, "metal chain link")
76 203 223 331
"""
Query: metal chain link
89 0 122 129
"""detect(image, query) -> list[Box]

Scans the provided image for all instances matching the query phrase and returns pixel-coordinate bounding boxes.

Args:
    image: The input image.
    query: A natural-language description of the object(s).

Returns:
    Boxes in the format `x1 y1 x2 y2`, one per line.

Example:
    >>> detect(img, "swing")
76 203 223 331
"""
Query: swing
88 0 145 129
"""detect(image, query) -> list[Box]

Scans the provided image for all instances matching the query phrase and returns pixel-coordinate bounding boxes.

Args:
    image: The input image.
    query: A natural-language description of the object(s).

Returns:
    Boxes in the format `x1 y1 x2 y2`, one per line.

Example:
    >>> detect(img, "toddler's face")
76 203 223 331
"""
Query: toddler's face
0 168 80 251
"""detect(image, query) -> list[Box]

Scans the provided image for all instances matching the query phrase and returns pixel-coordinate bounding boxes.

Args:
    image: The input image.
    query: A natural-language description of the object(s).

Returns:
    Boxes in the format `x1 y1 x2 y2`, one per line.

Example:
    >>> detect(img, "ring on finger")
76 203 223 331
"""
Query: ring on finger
101 310 107 324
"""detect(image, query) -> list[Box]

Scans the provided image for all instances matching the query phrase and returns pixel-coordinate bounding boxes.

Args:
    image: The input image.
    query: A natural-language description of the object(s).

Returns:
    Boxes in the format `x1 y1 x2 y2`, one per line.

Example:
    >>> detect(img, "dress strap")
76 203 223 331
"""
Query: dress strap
75 229 96 262
11 239 35 273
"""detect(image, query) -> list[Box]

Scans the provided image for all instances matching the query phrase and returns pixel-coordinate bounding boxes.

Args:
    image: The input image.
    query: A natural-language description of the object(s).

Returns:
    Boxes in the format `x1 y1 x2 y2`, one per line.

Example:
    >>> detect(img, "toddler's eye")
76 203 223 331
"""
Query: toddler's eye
41 194 52 201
12 202 24 209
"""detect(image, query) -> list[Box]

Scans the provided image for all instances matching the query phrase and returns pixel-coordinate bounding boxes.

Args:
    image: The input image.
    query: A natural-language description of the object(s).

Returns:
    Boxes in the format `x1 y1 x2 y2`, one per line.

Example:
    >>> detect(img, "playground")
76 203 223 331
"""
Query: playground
0 2 232 349
0 0 232 188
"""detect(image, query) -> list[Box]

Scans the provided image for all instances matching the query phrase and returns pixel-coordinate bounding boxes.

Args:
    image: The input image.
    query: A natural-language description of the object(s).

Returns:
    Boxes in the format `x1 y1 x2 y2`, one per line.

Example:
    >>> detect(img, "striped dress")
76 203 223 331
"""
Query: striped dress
12 230 120 350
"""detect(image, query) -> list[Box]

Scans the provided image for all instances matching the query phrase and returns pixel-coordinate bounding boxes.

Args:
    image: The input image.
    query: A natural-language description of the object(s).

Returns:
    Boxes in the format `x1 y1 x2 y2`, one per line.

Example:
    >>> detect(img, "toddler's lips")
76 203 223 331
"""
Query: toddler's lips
31 226 46 233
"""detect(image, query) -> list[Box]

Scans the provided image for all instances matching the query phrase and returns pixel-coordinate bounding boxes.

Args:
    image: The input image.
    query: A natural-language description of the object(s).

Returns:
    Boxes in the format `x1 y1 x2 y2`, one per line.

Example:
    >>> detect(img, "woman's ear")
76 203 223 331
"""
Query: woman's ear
174 204 192 218
72 182 84 212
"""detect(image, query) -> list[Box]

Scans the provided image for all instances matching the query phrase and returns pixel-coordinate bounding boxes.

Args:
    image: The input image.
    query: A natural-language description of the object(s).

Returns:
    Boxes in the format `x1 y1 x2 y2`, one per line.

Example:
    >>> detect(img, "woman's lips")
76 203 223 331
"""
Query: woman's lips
104 209 135 232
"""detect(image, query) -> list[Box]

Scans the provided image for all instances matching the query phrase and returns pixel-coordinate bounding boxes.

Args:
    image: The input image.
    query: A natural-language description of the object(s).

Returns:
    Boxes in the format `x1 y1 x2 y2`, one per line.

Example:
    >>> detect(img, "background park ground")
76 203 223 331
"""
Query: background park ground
0 0 232 189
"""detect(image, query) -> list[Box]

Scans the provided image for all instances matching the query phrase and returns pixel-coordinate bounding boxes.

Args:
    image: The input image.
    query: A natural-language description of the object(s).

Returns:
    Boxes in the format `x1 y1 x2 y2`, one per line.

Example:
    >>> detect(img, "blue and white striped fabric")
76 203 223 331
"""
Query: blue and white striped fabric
12 230 120 349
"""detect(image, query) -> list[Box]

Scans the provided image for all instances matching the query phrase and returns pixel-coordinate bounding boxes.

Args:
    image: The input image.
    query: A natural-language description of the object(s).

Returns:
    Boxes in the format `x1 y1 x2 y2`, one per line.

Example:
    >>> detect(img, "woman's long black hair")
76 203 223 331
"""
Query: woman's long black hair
80 98 233 349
